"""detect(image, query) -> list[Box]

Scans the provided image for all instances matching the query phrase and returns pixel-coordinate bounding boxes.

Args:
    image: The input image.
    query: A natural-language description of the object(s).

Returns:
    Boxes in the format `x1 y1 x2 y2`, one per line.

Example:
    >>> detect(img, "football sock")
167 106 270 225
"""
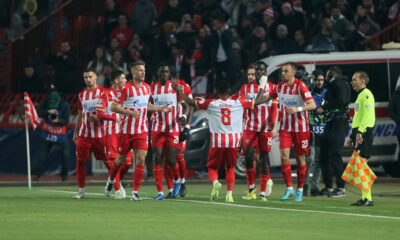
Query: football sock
114 171 120 191
132 164 145 191
177 154 186 179
164 160 173 190
208 168 219 183
297 164 307 189
281 162 293 188
154 165 163 192
362 189 372 201
260 174 269 193
226 167 235 191
172 162 180 181
76 159 86 188
245 168 256 189
110 161 121 181
119 163 131 180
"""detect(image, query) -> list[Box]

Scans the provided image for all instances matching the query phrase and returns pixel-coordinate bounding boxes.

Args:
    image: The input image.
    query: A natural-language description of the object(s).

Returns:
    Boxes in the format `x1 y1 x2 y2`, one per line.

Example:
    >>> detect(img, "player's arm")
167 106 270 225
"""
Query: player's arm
268 100 279 135
111 101 140 118
172 82 196 106
255 75 274 105
147 103 171 113
73 110 82 143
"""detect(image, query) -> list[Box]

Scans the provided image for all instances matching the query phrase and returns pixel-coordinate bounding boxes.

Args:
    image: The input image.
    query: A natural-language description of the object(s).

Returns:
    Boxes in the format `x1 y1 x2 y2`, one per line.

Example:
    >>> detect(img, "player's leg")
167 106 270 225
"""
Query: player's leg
225 148 239 203
73 137 91 199
259 132 273 200
151 133 165 200
207 147 223 201
109 134 130 183
131 134 148 201
242 131 257 199
293 132 309 202
279 130 294 200
166 147 180 198
163 157 174 198
177 141 187 197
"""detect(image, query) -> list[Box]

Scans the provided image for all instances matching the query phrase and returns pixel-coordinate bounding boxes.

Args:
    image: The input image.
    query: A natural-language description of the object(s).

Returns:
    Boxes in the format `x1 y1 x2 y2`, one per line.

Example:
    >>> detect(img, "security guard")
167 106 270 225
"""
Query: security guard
347 71 375 206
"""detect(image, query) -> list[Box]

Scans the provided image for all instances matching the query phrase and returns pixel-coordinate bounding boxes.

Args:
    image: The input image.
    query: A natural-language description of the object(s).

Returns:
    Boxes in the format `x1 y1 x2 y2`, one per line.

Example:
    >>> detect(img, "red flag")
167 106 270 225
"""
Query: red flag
24 92 40 130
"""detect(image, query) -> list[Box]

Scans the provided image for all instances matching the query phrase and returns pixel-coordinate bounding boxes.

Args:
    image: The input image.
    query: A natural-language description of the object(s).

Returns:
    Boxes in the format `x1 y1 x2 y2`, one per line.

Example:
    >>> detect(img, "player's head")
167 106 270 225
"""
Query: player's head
157 64 171 84
281 62 297 82
129 60 145 82
111 69 126 89
247 64 256 82
216 80 231 96
351 71 369 92
326 66 341 81
255 61 268 82
83 68 97 88
313 69 325 89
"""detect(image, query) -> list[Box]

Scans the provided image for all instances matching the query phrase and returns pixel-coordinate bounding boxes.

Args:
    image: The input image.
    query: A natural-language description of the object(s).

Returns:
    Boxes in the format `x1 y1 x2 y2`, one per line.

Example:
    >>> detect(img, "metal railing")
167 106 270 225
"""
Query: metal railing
361 19 400 49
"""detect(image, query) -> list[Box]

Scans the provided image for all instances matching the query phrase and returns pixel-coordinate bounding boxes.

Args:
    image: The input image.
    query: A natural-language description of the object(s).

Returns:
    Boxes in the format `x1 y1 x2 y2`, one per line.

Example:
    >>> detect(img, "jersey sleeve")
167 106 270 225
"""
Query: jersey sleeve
117 87 127 104
195 99 212 110
299 82 314 103
358 91 375 133
269 83 278 99
239 99 254 110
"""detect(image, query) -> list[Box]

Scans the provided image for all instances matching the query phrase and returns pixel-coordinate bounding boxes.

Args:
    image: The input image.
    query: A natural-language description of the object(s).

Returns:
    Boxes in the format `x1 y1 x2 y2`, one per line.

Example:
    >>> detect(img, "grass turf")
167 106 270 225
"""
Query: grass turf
0 183 399 240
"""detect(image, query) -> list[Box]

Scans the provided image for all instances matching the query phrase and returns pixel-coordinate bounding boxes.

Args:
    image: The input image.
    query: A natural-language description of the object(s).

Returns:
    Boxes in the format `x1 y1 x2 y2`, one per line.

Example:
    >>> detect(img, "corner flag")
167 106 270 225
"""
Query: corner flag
342 150 377 193
24 92 40 130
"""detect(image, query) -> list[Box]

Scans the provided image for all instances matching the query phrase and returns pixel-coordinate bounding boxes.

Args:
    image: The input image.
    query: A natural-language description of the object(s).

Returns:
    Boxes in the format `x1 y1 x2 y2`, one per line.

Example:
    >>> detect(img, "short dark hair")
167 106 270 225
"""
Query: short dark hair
255 61 268 69
247 64 255 71
129 60 145 70
312 69 325 78
83 67 97 75
216 80 230 94
328 66 342 75
355 71 370 85
283 62 297 71
111 69 125 81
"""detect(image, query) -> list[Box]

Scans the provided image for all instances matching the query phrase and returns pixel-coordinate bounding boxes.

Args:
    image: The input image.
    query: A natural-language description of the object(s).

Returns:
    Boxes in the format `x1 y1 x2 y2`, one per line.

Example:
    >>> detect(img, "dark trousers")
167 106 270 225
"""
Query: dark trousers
215 60 232 84
33 141 70 177
320 117 348 189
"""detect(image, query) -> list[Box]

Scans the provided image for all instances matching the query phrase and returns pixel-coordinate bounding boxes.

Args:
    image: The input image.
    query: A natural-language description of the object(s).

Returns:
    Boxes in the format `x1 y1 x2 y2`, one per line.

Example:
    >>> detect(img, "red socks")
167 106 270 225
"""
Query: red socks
208 168 218 183
260 174 269 192
245 168 256 187
153 165 163 192
172 162 179 181
177 154 186 179
164 160 173 190
297 164 307 189
281 162 293 188
119 163 131 180
132 164 145 191
226 168 235 191
76 159 86 188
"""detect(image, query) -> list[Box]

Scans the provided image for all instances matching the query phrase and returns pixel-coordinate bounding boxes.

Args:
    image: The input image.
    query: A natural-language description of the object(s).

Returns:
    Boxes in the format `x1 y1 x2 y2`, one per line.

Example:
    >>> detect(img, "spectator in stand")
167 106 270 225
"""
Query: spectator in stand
311 17 343 51
221 0 242 26
158 0 186 25
20 64 45 93
187 38 210 94
1 14 25 44
110 14 134 48
104 0 123 43
21 0 41 28
270 24 296 55
207 13 234 85
237 16 254 40
178 13 192 30
244 26 270 64
131 0 158 38
361 0 376 19
127 33 145 61
28 15 38 28
352 6 380 36
111 49 128 74
176 20 196 51
294 29 307 53
80 15 105 61
331 5 350 42
261 7 278 40
388 0 400 23
87 47 112 87
168 43 188 81
347 20 377 51
275 2 303 39
250 0 270 25
337 0 353 20
45 41 81 93
108 37 121 59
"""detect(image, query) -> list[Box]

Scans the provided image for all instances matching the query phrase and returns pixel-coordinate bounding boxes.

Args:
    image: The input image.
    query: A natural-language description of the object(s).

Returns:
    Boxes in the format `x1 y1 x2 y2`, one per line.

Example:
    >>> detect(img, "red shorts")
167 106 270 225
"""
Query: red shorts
279 130 309 155
242 130 272 152
151 132 179 149
104 133 133 163
119 133 148 155
207 147 239 169
76 136 106 160
177 140 187 152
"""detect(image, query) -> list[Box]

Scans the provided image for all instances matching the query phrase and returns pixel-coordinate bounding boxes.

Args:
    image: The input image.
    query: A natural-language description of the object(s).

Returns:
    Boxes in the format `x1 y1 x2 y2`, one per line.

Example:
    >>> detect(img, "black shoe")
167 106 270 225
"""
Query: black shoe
351 199 366 206
320 188 333 196
166 192 173 199
131 193 142 201
328 188 346 198
179 182 187 198
303 185 309 196
363 199 374 206
120 179 128 188
310 188 321 196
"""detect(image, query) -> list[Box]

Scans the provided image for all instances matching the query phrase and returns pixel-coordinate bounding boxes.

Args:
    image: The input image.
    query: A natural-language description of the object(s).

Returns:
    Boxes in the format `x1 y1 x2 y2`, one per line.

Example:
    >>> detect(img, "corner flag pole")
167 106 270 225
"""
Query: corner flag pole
25 116 32 190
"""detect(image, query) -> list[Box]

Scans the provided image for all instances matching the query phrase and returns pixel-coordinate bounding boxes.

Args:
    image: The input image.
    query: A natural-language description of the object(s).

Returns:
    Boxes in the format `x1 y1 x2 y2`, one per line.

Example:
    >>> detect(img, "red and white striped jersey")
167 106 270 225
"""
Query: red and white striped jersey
269 78 314 133
117 81 151 134
237 81 279 132
176 79 193 118
150 80 180 133
96 88 121 135
195 98 254 148
78 86 106 138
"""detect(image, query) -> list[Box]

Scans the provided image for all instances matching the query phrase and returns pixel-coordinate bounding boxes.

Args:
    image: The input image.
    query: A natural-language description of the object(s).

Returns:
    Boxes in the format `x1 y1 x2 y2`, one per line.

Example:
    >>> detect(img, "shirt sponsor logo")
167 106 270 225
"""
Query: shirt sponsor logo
154 97 174 106
132 99 148 108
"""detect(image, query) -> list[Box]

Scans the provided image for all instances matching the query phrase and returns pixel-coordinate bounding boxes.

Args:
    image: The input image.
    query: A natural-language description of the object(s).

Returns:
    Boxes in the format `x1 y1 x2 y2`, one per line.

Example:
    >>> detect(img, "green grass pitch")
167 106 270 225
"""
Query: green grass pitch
1 182 399 240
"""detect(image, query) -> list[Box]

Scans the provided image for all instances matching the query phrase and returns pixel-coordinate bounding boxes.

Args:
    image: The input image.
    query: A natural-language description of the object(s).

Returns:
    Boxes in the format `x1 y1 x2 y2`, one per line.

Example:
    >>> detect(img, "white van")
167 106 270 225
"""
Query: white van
260 50 400 177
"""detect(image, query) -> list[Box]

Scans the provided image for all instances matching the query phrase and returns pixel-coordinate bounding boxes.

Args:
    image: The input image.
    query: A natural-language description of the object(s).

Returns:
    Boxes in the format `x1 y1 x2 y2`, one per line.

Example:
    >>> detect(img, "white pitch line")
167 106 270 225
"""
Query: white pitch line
41 189 400 221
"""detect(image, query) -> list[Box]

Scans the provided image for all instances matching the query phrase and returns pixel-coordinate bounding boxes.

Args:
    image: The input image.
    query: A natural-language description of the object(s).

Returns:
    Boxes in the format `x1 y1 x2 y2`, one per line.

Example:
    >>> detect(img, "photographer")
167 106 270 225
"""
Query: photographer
319 66 351 197
33 91 71 181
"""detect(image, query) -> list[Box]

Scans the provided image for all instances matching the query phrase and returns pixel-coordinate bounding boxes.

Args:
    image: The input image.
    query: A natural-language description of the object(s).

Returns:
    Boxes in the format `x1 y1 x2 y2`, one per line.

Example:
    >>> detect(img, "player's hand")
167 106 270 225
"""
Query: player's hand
88 115 99 122
129 110 140 118
161 104 171 113
73 131 78 143
356 133 363 145
286 107 297 114
179 126 190 142
315 107 324 115
346 138 353 147
259 75 268 89
48 109 57 114
194 96 204 101
172 82 183 92
178 115 186 126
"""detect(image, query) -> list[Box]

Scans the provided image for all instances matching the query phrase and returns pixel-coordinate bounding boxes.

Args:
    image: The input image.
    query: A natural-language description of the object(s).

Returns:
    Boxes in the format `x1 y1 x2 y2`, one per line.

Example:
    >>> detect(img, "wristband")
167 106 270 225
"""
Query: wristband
185 124 191 129
297 106 303 112
182 114 187 119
